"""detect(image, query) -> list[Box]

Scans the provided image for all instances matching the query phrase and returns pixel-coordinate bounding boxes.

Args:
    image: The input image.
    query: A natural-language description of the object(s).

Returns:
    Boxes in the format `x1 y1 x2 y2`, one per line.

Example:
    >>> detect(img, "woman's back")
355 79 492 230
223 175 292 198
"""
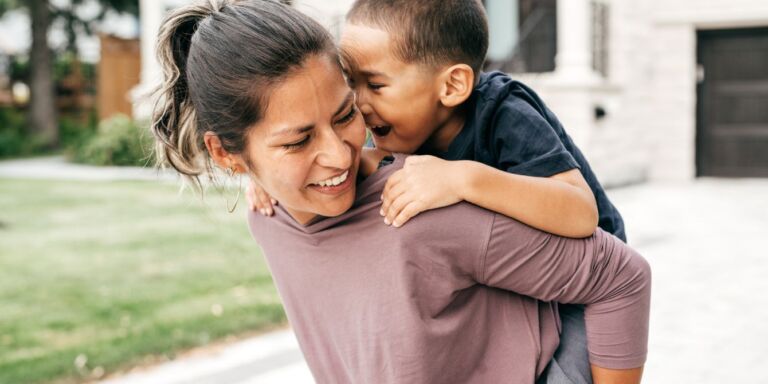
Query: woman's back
248 155 650 384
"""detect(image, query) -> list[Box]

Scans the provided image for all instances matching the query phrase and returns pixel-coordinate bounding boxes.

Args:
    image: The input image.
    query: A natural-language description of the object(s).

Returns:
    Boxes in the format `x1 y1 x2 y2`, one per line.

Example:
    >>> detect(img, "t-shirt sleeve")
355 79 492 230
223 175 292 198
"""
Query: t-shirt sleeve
491 98 580 177
477 214 651 369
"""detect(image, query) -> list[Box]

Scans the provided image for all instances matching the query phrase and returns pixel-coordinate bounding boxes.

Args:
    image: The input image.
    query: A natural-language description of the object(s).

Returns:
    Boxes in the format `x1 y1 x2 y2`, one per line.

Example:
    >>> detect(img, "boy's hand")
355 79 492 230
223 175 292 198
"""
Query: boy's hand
246 179 277 216
381 155 465 227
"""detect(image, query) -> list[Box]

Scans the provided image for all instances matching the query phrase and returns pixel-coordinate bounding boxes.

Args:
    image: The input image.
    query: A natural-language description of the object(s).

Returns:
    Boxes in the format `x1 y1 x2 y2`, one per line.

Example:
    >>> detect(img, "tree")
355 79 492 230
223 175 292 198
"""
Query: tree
0 0 138 148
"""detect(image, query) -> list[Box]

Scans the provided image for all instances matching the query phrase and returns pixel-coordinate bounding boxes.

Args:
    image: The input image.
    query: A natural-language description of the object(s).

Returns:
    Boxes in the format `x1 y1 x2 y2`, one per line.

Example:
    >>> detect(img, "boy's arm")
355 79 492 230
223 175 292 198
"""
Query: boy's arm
459 160 598 238
380 155 598 238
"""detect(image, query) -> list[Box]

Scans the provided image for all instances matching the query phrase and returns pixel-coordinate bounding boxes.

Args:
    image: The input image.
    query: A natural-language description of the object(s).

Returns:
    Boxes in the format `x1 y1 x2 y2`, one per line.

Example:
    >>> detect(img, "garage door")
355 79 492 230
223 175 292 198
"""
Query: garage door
697 27 768 177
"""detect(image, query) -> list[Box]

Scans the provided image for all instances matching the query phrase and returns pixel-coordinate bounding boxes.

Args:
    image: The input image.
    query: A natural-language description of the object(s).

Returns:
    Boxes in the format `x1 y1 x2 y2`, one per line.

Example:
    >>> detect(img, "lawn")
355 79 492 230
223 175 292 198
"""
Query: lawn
0 178 285 384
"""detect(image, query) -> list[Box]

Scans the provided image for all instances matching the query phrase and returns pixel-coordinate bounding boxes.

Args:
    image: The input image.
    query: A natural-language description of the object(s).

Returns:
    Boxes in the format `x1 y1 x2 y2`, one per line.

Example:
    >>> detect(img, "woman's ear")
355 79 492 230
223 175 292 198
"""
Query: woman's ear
438 64 474 108
204 132 246 173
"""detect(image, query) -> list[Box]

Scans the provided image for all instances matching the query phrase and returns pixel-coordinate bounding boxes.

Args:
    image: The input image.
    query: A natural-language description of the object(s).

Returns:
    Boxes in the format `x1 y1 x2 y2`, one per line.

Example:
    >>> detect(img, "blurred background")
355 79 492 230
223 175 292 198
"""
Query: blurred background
0 0 766 383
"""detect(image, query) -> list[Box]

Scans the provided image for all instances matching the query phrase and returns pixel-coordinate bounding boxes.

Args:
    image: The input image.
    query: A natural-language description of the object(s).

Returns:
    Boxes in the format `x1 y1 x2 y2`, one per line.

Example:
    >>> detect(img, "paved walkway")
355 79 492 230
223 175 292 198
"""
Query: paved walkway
5 157 766 383
100 330 313 384
0 156 178 182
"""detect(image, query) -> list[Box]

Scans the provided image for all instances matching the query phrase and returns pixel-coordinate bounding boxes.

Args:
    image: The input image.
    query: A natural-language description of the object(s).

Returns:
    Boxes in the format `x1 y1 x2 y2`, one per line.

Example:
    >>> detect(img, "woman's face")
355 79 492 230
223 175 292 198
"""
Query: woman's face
241 54 366 224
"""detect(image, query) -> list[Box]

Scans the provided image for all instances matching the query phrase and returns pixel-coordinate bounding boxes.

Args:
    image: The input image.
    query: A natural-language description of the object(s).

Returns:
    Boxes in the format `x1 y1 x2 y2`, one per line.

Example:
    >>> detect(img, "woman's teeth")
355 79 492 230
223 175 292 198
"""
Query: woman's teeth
315 170 349 187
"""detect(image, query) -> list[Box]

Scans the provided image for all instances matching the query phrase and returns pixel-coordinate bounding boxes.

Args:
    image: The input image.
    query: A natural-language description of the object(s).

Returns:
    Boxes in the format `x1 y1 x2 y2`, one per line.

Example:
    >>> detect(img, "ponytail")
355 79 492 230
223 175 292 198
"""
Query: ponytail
152 1 222 186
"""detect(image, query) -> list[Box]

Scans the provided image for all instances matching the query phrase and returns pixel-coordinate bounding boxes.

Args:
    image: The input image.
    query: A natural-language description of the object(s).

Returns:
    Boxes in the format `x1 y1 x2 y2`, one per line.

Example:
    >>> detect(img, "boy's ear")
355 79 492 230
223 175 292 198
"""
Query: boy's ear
437 64 474 108
204 131 247 173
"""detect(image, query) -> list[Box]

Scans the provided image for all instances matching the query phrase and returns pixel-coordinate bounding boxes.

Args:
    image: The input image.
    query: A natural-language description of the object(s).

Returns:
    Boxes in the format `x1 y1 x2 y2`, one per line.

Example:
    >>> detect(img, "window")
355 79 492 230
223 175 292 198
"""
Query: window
484 0 557 73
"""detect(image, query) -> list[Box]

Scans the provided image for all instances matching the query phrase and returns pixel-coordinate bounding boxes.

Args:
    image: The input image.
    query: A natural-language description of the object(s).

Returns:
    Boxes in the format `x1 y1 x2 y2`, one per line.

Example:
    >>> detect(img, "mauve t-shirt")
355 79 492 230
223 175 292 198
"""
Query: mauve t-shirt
247 154 650 384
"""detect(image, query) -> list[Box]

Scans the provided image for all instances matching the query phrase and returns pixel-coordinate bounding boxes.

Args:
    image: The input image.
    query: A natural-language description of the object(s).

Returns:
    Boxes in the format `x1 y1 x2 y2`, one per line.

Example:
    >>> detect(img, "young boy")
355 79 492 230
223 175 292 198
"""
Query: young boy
249 0 638 382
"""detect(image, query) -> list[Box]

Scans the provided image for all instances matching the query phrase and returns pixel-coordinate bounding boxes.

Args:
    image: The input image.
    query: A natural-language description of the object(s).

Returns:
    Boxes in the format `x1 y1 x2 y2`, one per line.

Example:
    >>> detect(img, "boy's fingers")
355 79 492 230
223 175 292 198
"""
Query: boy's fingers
382 170 403 199
245 184 259 211
260 194 275 216
380 182 407 216
384 193 411 225
392 201 423 228
253 188 275 216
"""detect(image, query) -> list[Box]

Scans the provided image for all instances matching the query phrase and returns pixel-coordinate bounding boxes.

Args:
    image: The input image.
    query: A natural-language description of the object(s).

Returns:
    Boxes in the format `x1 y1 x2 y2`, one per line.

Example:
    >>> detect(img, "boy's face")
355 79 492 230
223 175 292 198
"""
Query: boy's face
340 23 444 153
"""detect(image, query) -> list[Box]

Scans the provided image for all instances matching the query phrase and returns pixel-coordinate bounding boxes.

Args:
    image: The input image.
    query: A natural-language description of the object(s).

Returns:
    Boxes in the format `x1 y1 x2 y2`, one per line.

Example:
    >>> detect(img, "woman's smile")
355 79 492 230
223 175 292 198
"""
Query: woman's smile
308 169 354 195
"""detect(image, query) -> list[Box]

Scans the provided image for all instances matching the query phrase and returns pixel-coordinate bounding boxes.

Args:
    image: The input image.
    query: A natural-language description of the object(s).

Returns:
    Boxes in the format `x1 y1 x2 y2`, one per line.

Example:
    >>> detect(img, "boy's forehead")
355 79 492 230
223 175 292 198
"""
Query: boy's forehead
340 23 399 73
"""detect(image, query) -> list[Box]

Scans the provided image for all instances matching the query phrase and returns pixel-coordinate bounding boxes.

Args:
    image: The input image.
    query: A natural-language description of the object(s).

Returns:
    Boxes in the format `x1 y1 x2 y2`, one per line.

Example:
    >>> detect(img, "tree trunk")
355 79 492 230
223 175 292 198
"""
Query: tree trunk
28 0 58 147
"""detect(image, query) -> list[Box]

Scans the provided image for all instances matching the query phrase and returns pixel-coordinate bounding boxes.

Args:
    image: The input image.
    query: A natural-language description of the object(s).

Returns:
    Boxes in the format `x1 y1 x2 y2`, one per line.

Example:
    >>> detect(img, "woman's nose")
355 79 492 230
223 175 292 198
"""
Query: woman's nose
316 127 352 170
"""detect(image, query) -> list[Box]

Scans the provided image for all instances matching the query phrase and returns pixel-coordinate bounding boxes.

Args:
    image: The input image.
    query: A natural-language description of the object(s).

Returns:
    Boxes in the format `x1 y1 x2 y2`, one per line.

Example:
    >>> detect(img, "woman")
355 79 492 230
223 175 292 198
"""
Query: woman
152 1 651 383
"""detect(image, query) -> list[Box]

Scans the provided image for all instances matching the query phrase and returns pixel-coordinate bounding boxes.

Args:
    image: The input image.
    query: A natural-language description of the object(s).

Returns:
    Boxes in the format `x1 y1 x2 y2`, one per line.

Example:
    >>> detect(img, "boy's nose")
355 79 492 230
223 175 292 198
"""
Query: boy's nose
358 101 374 117
354 89 374 116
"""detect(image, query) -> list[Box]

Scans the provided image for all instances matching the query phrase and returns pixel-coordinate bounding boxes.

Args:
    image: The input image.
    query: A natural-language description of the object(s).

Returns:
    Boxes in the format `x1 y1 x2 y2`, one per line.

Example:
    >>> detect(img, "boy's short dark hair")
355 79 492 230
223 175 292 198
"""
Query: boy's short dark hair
347 0 489 76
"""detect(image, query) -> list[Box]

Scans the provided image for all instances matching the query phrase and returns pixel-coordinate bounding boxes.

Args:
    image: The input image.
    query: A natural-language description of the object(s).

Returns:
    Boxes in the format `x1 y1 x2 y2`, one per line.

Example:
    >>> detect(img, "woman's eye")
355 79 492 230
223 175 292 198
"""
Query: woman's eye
283 136 310 150
336 106 358 125
367 83 384 90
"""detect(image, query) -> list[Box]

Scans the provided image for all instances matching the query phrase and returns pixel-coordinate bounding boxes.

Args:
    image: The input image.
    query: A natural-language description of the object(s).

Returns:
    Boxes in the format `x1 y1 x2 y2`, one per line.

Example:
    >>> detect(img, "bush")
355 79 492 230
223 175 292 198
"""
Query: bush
71 115 154 167
0 107 47 158
60 113 97 152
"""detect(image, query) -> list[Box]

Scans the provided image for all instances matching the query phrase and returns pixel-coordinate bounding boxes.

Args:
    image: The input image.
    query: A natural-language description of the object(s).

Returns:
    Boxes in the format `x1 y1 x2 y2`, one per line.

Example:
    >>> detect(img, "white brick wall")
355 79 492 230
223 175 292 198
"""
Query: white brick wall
529 0 768 183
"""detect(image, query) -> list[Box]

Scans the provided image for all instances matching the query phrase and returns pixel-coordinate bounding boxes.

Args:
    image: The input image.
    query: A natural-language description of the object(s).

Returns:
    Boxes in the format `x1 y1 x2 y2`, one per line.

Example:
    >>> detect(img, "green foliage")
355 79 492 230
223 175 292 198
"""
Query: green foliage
9 56 28 83
0 0 21 15
53 53 97 84
71 114 154 167
60 111 97 150
0 107 48 158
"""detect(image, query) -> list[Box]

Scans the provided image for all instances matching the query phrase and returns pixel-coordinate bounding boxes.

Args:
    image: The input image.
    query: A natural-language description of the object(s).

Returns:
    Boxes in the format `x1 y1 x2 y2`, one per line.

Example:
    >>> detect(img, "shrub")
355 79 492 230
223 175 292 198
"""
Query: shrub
0 107 46 158
60 113 98 153
71 114 154 167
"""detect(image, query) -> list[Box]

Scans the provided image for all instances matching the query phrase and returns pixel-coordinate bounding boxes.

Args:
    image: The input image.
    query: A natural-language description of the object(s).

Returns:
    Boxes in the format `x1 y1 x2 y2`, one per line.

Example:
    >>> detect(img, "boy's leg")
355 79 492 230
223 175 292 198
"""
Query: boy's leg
544 304 593 384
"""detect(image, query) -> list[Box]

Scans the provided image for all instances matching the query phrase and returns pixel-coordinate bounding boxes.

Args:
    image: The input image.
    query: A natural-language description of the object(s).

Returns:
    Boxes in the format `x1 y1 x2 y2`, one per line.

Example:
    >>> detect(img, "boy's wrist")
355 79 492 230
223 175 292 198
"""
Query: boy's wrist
453 160 481 202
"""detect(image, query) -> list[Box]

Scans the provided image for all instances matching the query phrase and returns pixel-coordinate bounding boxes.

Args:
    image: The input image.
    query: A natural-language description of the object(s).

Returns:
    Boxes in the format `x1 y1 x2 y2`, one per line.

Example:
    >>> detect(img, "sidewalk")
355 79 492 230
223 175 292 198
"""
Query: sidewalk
0 156 177 182
99 330 313 384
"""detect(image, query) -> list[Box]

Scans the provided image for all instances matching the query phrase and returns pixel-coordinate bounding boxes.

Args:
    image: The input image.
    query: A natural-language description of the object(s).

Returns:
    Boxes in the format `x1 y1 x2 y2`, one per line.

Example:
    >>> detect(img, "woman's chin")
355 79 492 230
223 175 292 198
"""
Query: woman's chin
319 194 356 218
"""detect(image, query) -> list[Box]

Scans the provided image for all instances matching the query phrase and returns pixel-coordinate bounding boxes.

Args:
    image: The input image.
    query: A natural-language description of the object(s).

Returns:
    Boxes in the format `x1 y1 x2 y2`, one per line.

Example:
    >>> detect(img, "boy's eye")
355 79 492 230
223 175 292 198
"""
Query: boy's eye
283 135 310 150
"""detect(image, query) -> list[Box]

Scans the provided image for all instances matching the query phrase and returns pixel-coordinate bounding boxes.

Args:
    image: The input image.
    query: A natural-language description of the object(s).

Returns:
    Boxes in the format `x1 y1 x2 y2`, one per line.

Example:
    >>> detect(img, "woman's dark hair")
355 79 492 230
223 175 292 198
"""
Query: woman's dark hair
152 0 337 187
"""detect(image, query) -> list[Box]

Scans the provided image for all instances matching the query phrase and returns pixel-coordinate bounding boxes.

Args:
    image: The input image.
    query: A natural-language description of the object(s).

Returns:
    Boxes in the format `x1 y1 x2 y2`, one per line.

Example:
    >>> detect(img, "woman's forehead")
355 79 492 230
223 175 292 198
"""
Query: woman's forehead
261 55 350 131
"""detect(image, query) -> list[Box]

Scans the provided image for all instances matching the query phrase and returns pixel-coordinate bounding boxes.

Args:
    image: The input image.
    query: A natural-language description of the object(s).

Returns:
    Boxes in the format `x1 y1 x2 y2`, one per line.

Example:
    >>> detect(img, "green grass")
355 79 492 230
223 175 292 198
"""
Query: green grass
0 179 286 384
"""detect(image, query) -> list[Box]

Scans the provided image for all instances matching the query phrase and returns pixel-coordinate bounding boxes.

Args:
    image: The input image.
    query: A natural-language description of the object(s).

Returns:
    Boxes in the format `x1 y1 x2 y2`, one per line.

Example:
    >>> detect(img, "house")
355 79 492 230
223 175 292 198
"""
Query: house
135 0 768 184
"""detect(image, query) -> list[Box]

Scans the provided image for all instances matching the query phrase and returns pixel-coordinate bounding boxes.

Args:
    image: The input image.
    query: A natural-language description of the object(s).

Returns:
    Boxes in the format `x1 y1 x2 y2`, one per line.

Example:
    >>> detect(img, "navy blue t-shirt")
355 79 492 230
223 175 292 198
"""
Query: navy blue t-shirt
419 71 626 242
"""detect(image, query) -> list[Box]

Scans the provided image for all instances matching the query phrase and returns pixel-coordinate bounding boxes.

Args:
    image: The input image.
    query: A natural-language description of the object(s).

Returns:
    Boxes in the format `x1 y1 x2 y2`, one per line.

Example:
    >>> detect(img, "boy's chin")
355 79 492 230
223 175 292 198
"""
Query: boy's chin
371 136 401 152
372 138 417 154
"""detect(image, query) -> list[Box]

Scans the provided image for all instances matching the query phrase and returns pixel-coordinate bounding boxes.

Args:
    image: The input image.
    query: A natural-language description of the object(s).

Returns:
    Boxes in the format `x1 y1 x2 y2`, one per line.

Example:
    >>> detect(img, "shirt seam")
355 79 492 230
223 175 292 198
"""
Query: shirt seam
506 150 580 177
478 214 495 284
